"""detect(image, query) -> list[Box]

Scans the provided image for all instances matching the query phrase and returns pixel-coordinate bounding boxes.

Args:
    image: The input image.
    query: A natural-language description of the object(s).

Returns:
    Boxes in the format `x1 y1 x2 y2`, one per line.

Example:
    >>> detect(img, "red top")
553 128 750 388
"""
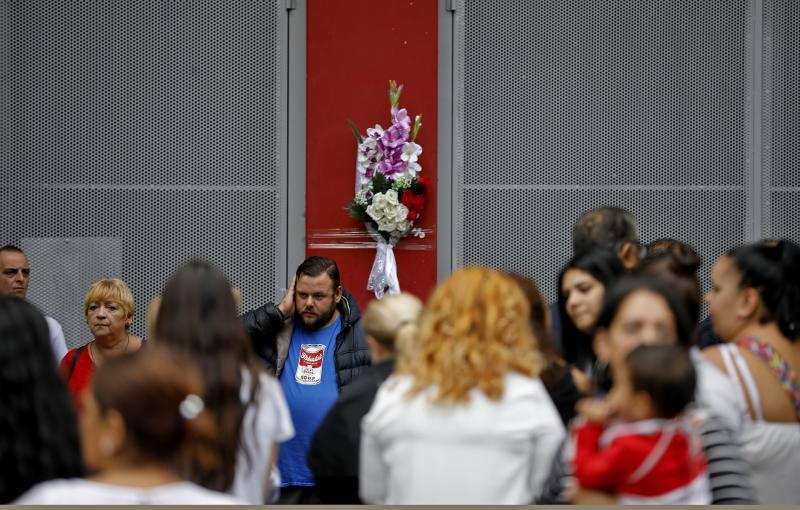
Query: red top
573 420 707 499
59 345 95 410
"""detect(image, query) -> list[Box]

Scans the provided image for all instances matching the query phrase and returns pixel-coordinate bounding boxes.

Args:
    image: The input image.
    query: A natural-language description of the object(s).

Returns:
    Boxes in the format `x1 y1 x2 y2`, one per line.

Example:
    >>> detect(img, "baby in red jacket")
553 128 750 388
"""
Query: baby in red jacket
572 345 709 504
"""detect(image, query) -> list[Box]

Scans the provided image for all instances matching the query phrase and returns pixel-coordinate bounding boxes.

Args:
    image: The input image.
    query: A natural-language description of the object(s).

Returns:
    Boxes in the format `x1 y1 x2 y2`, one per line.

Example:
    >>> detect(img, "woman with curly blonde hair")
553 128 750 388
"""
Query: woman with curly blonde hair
359 267 565 504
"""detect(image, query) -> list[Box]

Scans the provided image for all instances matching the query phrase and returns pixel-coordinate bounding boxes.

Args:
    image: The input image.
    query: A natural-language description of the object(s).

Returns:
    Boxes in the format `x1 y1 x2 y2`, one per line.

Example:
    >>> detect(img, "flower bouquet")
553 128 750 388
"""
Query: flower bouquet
346 81 427 299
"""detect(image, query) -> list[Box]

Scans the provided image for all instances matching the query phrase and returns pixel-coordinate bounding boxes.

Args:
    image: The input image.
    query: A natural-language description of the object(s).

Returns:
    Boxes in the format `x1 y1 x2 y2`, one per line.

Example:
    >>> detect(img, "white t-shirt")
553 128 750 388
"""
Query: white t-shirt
46 315 68 364
14 479 242 505
230 368 295 504
360 372 566 504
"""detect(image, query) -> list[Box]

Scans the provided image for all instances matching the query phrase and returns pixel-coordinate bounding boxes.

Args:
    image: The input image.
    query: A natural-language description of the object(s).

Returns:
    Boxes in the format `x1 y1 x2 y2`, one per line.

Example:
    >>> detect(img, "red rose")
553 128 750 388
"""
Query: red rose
416 176 429 190
400 191 425 220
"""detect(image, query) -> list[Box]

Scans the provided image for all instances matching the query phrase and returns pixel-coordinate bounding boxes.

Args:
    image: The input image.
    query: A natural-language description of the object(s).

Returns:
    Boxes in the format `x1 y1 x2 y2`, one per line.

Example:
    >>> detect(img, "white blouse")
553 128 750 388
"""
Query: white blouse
360 372 565 504
15 479 242 505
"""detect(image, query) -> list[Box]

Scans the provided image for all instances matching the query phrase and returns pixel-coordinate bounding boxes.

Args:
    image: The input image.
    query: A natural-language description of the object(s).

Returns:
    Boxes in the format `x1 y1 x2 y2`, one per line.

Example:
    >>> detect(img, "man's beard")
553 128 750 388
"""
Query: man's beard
295 304 337 331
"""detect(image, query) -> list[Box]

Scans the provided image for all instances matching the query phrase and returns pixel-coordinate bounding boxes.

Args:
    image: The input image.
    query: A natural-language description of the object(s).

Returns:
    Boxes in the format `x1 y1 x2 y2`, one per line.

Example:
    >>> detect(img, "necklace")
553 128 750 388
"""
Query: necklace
89 332 131 366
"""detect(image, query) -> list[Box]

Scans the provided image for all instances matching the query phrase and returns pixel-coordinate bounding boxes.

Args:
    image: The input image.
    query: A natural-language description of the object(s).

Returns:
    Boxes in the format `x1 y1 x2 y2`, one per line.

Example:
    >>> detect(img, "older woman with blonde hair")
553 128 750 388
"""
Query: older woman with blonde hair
60 278 143 406
359 267 565 504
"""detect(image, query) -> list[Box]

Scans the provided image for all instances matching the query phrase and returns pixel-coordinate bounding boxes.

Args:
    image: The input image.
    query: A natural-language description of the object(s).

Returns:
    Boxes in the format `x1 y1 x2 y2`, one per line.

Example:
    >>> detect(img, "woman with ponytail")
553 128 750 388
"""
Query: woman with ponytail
702 239 800 504
308 292 423 503
15 348 241 504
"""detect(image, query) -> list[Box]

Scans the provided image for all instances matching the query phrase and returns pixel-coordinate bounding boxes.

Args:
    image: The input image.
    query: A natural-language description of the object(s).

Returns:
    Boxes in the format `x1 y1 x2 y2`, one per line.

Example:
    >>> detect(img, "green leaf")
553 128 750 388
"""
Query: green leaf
347 119 363 144
345 200 369 222
371 172 391 194
389 80 403 107
411 114 422 142
410 179 426 195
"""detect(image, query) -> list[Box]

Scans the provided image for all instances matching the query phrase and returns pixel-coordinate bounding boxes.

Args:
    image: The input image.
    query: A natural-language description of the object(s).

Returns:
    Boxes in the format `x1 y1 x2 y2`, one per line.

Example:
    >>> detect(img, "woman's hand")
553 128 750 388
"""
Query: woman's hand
570 367 591 393
575 397 614 423
565 484 618 505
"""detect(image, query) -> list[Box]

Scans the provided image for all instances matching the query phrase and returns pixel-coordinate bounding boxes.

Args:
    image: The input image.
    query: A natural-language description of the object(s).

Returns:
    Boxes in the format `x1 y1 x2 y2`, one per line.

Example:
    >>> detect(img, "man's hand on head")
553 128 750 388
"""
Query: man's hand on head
278 275 296 318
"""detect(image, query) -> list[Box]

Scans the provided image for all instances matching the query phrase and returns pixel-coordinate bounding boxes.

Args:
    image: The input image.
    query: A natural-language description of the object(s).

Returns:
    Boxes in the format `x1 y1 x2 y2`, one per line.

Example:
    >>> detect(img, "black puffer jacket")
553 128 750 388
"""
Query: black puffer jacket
240 289 371 389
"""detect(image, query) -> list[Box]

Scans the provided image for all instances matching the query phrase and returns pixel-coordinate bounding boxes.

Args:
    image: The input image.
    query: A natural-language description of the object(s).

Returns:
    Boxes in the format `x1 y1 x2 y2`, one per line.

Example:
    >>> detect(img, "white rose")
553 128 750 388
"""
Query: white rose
372 192 388 210
366 204 384 222
391 203 410 223
385 189 399 206
377 219 396 232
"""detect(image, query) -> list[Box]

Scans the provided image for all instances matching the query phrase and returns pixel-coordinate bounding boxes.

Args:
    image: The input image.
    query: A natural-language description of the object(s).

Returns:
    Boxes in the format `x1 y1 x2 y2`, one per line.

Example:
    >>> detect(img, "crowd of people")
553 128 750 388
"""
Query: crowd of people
1 206 799 504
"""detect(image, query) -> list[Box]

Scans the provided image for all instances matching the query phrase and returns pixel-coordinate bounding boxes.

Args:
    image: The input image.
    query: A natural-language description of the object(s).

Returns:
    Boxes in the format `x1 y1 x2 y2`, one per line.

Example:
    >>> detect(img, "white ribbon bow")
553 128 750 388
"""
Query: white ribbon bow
366 226 401 299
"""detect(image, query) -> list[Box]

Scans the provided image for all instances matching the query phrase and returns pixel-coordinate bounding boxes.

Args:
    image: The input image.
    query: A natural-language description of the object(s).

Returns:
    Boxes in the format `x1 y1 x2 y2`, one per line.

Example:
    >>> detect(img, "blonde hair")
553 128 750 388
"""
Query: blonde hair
363 293 423 359
407 266 544 404
84 278 136 320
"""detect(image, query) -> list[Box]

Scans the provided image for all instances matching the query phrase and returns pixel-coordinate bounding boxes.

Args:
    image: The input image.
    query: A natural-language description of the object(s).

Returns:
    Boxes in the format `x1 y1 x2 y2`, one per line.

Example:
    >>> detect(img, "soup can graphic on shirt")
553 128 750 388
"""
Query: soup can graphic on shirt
295 343 326 385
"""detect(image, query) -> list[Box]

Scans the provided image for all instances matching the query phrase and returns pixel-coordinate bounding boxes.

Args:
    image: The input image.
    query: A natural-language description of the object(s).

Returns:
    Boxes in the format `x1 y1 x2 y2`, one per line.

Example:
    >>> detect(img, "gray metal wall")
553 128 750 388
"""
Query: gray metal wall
764 0 800 241
449 0 798 303
1 1 288 347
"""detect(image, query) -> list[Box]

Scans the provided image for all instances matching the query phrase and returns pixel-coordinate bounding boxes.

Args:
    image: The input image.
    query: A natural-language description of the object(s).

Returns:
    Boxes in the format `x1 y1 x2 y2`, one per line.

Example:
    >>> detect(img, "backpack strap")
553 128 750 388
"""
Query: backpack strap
68 345 86 382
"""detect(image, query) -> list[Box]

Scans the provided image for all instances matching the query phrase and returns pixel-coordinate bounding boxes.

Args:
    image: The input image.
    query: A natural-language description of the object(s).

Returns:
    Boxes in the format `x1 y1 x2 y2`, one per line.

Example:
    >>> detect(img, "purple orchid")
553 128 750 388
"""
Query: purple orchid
391 107 412 131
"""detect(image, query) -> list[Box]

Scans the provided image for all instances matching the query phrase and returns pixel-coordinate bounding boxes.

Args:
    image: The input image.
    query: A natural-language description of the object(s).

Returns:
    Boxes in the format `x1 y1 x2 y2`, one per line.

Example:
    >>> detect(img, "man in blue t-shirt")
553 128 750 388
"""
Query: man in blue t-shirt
241 256 371 503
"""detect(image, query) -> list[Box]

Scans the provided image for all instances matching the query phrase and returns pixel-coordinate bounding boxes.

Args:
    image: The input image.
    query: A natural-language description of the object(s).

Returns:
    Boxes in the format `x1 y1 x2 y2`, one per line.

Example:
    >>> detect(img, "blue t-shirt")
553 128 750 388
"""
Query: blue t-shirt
278 316 341 486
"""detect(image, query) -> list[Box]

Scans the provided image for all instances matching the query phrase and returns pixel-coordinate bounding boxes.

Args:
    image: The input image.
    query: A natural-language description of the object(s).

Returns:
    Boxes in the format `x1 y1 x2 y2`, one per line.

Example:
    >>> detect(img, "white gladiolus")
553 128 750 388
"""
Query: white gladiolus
401 142 422 163
405 161 421 178
366 125 384 138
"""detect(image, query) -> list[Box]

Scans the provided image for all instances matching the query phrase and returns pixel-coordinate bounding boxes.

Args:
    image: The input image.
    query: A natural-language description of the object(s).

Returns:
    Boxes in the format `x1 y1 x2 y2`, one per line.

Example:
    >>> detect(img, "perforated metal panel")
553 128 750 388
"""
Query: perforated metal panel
455 0 750 303
764 0 800 241
2 1 286 347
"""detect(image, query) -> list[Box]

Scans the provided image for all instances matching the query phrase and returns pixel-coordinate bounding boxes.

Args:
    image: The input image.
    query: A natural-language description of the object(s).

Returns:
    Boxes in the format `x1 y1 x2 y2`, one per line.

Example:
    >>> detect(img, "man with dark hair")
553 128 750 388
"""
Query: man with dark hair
573 207 641 270
242 255 370 503
0 245 67 363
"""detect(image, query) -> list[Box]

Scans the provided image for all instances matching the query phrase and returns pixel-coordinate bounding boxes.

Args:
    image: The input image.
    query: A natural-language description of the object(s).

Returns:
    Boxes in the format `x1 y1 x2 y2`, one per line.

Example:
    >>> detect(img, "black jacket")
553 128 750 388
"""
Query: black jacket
240 288 371 389
307 358 395 504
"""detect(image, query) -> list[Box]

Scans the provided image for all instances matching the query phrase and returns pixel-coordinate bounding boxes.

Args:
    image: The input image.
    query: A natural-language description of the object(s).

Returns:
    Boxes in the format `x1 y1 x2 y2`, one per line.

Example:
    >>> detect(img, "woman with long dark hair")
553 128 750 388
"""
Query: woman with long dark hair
0 296 83 503
557 249 626 386
152 259 293 503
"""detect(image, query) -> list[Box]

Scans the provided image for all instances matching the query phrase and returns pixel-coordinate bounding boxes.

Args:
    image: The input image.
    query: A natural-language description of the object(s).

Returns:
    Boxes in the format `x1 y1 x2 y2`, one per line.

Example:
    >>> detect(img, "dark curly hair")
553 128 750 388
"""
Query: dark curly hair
0 296 83 502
